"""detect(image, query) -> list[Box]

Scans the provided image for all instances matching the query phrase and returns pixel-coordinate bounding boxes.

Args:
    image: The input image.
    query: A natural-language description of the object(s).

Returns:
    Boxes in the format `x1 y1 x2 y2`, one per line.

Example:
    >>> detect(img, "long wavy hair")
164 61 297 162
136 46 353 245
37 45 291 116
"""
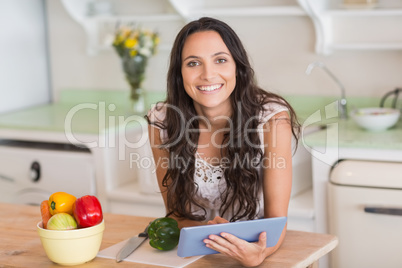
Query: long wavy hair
146 17 300 222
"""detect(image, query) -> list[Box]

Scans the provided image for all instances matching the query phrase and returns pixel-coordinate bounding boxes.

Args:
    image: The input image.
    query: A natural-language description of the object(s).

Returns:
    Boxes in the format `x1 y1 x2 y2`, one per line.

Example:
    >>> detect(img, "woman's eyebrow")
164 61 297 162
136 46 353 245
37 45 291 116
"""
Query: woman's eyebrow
213 51 230 57
183 52 230 62
183 55 199 62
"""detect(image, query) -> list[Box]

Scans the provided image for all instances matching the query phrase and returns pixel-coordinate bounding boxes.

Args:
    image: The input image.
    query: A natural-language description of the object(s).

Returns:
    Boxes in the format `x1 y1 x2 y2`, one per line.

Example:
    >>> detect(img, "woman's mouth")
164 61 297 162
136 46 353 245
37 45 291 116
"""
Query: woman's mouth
197 84 223 92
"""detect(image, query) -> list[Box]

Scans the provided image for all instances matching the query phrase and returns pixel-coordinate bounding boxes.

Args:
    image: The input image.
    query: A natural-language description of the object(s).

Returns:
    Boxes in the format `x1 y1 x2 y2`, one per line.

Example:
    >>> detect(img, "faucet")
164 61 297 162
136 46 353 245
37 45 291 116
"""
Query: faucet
305 62 348 120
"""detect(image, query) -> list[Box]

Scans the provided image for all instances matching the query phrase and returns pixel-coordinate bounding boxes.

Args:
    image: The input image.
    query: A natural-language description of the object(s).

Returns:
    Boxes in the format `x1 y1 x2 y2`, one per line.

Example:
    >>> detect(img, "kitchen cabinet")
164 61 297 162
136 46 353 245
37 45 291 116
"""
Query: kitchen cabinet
168 0 305 19
298 0 402 54
60 0 402 56
60 0 182 55
60 0 306 55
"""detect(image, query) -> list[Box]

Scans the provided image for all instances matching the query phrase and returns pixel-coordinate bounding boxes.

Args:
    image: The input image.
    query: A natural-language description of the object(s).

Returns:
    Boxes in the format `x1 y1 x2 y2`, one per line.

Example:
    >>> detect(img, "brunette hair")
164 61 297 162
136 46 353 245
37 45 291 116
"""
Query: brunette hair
146 17 300 222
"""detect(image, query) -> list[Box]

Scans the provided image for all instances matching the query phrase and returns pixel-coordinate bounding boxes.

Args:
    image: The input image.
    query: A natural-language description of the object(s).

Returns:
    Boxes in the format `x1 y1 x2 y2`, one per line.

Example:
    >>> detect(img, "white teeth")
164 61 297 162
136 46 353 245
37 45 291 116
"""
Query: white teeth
198 84 222 91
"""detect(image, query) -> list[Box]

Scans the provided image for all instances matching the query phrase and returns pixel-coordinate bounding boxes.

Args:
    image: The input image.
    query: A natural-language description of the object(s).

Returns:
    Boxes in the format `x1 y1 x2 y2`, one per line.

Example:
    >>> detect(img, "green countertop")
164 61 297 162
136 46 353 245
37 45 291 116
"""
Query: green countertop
284 95 402 150
0 89 166 135
302 119 402 150
0 90 401 150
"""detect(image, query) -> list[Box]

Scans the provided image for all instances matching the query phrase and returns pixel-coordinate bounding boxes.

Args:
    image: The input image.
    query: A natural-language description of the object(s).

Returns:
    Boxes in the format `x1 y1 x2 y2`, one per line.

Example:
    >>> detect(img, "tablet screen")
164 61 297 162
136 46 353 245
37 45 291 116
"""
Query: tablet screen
177 217 287 257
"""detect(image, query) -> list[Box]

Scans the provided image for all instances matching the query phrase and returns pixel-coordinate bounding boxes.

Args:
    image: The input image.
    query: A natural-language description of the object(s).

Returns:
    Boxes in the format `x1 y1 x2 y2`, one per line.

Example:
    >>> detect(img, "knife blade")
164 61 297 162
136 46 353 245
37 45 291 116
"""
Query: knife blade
116 223 150 262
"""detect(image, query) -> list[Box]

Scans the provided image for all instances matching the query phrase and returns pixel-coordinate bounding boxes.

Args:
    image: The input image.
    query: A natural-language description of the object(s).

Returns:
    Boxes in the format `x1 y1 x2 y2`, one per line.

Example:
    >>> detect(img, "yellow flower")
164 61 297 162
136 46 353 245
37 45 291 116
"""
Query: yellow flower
113 35 124 46
125 38 137 49
112 25 159 58
129 50 138 57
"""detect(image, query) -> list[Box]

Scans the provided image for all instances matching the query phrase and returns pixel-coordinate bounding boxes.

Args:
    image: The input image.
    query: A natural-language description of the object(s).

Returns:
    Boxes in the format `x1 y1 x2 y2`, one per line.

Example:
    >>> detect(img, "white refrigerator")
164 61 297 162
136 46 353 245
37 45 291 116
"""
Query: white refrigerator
0 0 50 114
328 160 402 268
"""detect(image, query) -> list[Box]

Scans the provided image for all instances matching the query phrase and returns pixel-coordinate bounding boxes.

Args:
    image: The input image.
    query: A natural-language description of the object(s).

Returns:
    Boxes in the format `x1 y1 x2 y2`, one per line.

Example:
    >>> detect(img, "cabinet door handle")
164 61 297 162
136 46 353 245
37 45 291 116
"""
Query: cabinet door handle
364 206 402 216
30 161 41 182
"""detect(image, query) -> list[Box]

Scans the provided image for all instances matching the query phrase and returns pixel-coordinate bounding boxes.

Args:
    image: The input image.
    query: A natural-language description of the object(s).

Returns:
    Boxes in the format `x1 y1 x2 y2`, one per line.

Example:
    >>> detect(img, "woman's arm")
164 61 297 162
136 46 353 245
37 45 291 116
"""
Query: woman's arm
148 124 206 229
260 110 293 257
203 111 293 267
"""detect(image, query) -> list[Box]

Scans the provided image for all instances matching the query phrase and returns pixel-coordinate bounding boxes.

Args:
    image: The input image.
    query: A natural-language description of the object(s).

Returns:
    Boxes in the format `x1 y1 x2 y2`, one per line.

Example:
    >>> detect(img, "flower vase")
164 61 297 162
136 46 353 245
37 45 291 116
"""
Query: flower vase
122 55 148 115
130 87 145 115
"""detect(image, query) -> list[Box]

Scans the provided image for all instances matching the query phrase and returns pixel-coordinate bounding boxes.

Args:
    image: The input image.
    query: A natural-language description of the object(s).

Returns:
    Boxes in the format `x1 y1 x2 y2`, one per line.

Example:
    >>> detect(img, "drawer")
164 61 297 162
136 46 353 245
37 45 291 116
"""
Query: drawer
0 141 95 205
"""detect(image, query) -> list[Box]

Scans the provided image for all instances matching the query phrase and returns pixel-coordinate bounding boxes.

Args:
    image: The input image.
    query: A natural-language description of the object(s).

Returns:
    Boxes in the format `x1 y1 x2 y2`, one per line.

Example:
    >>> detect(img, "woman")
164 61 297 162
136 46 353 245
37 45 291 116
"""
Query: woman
146 17 300 267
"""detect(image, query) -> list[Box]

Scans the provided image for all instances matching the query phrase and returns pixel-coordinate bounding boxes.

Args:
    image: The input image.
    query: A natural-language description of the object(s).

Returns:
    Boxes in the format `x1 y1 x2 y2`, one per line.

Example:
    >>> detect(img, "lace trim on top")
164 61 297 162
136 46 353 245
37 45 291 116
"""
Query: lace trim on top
193 152 226 209
192 152 264 220
194 152 224 182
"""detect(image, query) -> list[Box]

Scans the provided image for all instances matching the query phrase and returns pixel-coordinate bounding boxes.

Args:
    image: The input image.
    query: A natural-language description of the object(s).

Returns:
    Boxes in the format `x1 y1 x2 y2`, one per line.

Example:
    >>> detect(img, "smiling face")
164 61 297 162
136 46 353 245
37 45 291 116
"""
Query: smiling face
181 30 237 115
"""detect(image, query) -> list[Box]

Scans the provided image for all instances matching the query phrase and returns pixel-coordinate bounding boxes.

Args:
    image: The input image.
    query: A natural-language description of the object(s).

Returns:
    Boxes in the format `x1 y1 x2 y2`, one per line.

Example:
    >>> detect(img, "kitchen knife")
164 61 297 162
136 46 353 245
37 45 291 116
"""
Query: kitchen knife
116 223 149 262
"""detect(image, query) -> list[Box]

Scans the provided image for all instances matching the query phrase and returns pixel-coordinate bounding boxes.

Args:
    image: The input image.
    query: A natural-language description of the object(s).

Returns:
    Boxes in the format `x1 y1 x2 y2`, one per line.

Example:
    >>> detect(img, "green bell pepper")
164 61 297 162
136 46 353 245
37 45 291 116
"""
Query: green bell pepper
147 217 180 251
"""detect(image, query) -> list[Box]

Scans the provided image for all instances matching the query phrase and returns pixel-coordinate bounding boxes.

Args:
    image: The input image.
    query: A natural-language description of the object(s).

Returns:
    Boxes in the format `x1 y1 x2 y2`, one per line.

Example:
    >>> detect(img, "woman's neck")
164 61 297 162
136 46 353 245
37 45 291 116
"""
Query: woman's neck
193 103 233 130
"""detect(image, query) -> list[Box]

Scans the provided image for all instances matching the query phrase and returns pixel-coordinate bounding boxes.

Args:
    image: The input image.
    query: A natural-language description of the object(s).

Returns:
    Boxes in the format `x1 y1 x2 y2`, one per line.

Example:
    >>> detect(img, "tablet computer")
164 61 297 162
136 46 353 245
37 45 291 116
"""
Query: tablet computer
177 217 287 257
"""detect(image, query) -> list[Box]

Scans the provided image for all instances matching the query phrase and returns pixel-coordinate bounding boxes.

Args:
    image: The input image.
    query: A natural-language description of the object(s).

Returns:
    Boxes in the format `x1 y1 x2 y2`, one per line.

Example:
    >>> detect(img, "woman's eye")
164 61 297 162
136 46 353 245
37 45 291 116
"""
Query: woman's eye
216 58 227 64
187 61 199 67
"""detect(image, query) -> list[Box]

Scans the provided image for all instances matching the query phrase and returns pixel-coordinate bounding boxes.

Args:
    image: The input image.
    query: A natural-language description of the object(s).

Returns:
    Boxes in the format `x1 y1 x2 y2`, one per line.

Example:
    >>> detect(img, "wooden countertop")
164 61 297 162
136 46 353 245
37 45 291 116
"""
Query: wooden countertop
0 203 338 267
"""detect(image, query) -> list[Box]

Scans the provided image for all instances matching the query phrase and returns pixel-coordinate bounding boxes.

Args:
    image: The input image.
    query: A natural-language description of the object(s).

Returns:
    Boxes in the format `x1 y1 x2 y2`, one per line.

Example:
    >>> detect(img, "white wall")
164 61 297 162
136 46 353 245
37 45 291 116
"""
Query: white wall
46 0 402 102
0 0 50 114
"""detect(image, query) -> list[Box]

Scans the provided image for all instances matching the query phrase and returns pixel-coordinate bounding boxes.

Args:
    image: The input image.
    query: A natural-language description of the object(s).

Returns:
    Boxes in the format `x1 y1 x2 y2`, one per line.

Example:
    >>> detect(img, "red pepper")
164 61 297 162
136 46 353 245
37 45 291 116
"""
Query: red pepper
73 195 103 228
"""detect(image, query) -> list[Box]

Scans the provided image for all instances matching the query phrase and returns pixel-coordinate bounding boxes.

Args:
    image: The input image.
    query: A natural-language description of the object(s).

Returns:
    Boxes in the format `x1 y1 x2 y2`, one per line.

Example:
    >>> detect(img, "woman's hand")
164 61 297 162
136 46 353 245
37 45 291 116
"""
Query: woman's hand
203 231 267 267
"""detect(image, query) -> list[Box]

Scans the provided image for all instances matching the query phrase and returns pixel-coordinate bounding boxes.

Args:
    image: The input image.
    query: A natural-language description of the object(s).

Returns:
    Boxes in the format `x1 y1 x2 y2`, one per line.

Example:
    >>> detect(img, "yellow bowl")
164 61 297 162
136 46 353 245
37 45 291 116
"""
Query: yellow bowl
37 220 105 266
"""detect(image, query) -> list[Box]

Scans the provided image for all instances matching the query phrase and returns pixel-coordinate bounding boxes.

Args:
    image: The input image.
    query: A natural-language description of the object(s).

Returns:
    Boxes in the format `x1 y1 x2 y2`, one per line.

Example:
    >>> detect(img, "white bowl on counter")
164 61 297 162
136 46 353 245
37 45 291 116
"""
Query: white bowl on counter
350 107 400 131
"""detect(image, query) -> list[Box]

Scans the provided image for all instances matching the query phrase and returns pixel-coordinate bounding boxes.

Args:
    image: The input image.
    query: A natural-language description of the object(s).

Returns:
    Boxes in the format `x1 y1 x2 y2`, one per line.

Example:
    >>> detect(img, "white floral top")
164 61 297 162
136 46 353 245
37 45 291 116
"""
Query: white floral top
147 102 288 221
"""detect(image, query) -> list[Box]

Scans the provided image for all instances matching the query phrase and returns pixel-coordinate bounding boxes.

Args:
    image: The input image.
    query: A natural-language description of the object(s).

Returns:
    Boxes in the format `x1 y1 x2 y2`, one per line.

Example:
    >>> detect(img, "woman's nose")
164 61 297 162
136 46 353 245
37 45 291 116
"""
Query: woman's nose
200 63 216 80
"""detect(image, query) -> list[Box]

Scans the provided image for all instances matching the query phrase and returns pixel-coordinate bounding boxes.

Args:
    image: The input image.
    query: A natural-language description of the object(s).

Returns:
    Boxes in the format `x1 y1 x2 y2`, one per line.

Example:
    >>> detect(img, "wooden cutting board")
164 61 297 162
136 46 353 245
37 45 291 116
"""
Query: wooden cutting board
97 238 203 267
